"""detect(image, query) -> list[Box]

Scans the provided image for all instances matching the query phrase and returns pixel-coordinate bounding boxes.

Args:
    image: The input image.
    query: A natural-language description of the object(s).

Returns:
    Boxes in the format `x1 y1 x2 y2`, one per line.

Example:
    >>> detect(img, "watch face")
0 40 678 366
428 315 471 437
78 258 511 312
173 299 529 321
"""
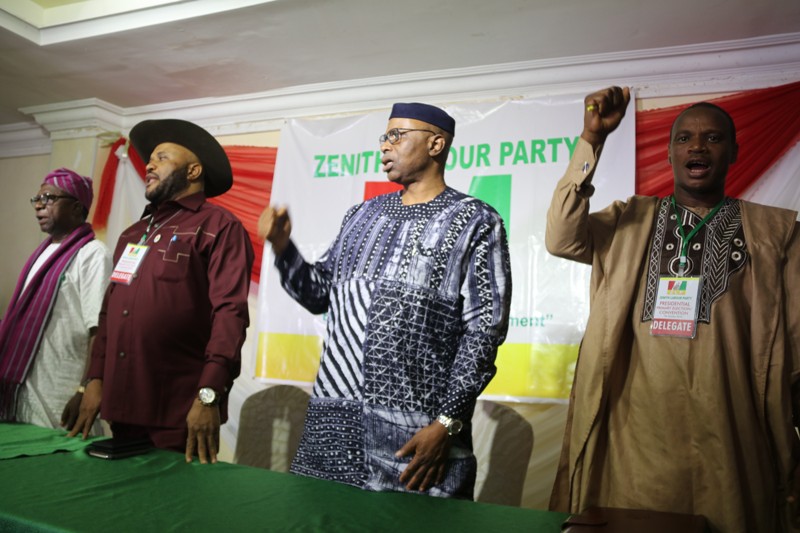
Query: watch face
199 388 216 405
438 414 463 435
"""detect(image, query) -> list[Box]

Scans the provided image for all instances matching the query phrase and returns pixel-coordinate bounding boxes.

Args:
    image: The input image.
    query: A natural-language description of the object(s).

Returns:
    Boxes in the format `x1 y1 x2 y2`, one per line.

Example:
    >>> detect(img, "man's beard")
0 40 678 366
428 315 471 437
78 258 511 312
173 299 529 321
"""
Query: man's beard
146 165 191 205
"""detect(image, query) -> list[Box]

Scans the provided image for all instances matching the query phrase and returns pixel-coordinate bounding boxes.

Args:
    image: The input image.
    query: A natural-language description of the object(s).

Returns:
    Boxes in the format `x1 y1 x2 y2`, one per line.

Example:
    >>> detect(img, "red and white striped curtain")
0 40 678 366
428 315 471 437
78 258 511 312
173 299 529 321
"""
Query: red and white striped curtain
206 146 275 284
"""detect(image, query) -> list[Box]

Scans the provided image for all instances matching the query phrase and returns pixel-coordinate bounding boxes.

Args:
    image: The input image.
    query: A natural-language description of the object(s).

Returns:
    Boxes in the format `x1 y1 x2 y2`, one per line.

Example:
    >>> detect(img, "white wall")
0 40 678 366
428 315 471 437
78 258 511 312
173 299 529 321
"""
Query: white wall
0 154 52 314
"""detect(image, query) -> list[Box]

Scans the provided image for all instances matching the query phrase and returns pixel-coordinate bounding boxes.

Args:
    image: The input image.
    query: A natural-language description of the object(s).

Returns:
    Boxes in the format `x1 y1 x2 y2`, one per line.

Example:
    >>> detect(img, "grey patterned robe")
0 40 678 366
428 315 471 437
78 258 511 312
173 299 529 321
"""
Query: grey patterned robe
275 187 511 498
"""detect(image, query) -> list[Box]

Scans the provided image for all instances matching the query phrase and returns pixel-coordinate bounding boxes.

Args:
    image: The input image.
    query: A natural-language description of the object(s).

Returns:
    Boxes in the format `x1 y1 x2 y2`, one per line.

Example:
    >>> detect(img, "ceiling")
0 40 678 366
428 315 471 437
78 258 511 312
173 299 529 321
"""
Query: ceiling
0 0 799 129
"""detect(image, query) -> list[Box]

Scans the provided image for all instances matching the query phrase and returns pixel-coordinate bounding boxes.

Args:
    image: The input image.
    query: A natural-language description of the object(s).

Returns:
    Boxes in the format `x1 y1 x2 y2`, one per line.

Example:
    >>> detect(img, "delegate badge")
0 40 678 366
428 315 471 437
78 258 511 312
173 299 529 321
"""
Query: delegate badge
110 243 149 285
650 276 702 339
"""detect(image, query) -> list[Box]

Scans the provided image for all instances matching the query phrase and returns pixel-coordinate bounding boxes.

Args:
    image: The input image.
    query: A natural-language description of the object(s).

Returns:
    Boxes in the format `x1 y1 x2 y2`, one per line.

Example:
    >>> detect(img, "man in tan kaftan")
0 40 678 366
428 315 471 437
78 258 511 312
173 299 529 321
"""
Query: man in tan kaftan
546 86 800 533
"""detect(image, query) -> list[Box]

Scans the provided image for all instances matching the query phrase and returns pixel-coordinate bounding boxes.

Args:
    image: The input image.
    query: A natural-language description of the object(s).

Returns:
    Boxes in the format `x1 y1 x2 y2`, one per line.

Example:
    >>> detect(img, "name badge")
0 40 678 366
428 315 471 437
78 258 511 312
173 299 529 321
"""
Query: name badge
111 244 149 285
650 276 702 339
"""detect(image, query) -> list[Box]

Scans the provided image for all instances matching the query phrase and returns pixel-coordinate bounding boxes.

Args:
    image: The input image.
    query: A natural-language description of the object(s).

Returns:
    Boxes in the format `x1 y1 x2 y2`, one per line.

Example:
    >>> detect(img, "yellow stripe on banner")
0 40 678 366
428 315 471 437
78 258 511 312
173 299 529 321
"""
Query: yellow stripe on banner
483 342 579 399
256 334 578 399
256 332 322 382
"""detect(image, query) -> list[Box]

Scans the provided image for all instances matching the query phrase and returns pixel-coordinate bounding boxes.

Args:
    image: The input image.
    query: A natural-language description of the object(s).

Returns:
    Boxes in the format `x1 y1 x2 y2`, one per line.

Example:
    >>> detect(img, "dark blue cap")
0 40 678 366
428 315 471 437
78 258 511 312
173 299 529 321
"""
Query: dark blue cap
389 102 455 136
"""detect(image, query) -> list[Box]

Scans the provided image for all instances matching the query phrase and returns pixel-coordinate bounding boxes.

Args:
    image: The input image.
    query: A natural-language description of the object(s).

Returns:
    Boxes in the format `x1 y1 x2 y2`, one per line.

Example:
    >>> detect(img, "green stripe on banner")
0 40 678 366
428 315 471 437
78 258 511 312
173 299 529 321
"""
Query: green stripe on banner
468 174 511 235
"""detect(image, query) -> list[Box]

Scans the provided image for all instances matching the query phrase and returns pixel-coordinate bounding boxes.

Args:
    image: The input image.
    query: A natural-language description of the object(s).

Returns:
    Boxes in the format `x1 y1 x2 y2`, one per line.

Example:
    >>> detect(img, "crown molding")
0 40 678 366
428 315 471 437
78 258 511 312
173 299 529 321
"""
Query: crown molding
114 33 800 137
10 32 800 148
19 98 127 141
0 122 51 158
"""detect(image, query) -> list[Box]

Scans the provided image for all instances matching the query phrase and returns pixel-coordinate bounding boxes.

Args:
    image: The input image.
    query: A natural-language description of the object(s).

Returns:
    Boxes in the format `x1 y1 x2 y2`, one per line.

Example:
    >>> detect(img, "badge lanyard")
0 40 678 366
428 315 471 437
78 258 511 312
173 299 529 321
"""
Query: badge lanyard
138 211 180 245
138 216 156 245
111 210 181 285
651 196 725 339
670 195 725 276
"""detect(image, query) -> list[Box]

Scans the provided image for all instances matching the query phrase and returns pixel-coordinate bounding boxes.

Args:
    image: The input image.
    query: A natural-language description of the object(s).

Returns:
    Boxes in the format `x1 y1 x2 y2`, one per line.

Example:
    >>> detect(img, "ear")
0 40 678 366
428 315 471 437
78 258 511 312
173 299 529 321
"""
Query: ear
428 134 446 158
187 162 203 182
70 199 88 222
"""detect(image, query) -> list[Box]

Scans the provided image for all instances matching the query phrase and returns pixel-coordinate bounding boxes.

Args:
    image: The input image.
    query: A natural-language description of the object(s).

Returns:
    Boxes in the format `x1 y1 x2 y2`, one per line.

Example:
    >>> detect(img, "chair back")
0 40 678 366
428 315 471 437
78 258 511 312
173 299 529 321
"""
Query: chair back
472 400 534 506
234 385 311 472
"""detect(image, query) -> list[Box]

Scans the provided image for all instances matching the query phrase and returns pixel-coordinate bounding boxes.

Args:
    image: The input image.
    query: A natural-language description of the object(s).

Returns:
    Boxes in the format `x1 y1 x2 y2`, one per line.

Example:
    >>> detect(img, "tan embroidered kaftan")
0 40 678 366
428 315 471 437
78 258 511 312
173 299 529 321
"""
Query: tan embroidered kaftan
547 139 800 533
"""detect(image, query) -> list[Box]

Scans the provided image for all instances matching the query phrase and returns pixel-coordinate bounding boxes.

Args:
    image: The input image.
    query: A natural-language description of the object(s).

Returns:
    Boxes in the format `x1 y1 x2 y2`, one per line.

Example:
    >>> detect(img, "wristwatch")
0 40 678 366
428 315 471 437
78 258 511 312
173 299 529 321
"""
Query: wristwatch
198 387 220 406
77 377 93 394
436 414 463 436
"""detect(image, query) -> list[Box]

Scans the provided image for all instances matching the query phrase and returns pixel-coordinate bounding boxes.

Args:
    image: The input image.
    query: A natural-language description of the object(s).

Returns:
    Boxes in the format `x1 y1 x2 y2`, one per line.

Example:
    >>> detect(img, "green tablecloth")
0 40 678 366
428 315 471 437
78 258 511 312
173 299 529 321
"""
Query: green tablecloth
0 423 101 459
0 423 569 532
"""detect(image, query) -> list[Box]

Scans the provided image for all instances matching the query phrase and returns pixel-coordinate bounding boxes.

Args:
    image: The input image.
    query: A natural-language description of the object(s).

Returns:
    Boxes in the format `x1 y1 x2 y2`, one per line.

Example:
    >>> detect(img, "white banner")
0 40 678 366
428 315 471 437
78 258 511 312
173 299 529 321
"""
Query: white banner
103 144 147 250
256 93 636 401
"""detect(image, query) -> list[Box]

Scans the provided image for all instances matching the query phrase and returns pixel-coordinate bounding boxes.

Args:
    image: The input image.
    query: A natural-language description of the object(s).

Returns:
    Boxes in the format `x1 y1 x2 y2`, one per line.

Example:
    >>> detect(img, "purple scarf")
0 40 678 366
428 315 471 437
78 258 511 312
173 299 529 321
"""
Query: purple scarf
0 223 95 420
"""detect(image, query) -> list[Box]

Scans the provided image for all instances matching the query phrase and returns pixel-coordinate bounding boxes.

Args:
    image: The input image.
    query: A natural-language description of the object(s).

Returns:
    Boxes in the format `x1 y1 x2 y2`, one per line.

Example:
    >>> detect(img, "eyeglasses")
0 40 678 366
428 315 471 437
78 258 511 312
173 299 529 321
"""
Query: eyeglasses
379 128 437 145
30 193 75 207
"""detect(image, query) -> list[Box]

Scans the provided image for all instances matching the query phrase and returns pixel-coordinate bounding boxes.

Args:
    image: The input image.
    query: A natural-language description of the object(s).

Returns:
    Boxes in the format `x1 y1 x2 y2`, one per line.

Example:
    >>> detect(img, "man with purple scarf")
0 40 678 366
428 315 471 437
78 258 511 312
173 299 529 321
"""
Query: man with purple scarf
0 168 111 429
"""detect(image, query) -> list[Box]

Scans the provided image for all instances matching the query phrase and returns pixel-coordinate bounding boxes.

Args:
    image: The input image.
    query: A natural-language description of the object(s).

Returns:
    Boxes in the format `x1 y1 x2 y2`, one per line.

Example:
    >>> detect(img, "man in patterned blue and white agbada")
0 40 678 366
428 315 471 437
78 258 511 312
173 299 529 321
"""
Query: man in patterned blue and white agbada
259 102 511 498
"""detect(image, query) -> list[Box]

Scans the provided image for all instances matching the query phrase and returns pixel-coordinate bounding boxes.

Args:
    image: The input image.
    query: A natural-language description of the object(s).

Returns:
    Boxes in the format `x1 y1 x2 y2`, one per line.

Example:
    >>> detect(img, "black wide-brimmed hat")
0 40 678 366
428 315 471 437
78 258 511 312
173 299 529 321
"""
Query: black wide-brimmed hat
129 119 232 197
